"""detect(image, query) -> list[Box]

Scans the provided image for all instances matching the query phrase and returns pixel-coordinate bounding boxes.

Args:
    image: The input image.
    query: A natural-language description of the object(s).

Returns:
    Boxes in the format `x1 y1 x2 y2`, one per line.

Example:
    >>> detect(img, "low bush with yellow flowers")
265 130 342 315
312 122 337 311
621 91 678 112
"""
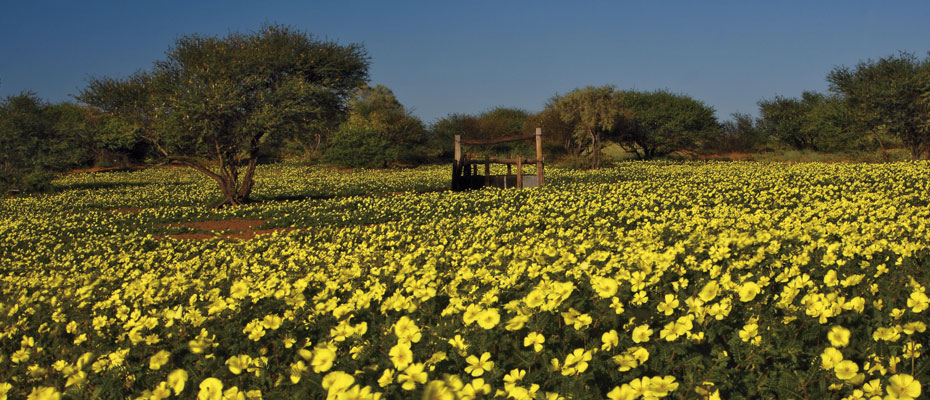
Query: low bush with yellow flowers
0 161 927 399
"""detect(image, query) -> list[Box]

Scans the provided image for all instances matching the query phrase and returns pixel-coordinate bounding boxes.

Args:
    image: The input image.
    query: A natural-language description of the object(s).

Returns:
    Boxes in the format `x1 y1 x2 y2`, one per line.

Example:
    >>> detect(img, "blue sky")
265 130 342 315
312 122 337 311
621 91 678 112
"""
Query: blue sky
2 1 928 124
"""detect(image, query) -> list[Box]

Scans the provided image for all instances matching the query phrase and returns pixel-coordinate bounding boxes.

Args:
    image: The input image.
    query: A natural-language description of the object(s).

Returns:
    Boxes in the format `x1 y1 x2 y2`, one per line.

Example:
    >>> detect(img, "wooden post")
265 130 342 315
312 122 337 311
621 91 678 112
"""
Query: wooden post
484 156 490 186
535 128 544 187
454 135 461 165
516 155 523 189
453 135 461 190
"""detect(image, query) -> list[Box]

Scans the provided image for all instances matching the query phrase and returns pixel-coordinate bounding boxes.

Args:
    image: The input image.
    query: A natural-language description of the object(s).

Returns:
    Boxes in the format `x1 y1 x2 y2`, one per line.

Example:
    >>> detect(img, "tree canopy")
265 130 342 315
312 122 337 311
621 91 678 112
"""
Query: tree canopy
618 90 719 159
551 85 626 168
827 52 930 158
324 85 427 167
78 24 369 206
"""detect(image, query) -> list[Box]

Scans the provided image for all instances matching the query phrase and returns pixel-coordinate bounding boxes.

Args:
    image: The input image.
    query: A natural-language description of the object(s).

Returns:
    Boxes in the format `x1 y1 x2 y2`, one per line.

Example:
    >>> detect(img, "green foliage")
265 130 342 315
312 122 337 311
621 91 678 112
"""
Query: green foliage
827 52 930 158
0 93 99 192
78 24 369 206
618 90 721 159
427 113 471 159
713 113 765 153
551 85 625 168
524 106 578 159
758 91 859 152
429 107 532 160
324 85 427 167
324 125 397 168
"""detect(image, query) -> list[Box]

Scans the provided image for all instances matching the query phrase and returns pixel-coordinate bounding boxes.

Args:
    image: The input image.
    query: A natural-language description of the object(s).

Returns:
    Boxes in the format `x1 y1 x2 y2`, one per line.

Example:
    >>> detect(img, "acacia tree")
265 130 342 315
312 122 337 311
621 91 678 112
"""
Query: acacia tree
552 85 626 169
827 52 930 158
78 24 369 206
618 90 719 159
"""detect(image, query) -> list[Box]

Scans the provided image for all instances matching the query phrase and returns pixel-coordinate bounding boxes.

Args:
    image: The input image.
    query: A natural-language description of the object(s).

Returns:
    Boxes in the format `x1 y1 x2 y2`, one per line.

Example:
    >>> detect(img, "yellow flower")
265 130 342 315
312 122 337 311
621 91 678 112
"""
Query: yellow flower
524 290 545 308
378 369 395 388
12 349 30 364
656 294 679 316
394 316 422 343
465 352 494 377
699 281 719 302
288 361 307 384
398 363 428 390
311 346 336 373
738 281 761 302
601 330 619 351
222 386 244 400
167 369 188 395
648 376 679 397
230 280 249 299
149 350 171 370
389 343 413 370
503 368 526 385
828 326 850 347
821 347 843 370
0 383 12 400
322 371 355 395
606 384 636 400
505 315 529 331
462 304 482 325
561 348 593 375
198 377 223 400
907 291 929 313
862 379 882 396
476 308 500 329
887 374 921 399
610 297 625 314
591 276 619 298
226 354 251 375
632 325 653 343
26 387 60 400
261 314 282 330
629 377 651 398
462 377 492 398
523 332 545 352
834 360 858 380
873 326 901 342
150 382 172 400
448 335 469 355
738 323 759 343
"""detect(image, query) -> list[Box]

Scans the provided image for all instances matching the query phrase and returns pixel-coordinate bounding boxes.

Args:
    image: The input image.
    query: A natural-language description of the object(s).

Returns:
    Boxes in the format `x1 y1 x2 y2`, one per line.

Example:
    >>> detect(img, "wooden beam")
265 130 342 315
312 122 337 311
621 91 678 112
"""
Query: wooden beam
516 155 523 189
463 158 539 165
459 133 537 145
536 127 544 187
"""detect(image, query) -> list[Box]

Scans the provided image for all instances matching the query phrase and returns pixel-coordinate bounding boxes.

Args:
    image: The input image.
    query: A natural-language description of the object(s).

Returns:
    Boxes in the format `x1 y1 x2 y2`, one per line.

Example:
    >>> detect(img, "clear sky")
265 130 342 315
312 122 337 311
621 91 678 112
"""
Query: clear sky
2 1 929 124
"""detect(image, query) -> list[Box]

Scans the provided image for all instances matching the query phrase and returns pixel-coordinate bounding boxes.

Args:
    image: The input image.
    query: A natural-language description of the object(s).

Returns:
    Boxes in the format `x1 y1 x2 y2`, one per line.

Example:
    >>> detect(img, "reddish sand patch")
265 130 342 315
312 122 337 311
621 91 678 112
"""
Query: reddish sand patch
696 152 754 160
160 218 299 241
169 219 268 231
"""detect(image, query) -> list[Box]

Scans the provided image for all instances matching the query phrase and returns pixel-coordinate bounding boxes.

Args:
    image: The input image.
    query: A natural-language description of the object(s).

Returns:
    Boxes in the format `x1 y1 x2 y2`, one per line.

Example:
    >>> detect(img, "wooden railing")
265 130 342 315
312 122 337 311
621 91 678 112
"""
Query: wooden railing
452 128 544 191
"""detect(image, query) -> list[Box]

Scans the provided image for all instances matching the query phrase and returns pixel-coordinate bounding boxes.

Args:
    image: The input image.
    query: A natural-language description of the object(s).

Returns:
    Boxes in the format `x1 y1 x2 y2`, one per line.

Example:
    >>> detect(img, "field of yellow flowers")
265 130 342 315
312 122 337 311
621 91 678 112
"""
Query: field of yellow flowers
1 162 928 400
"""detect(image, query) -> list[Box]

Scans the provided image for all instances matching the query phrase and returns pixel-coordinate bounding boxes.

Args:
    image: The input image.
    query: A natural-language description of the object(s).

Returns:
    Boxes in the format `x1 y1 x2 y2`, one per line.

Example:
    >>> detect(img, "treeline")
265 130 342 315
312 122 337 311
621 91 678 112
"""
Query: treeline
310 51 930 168
3 33 929 194
0 93 149 192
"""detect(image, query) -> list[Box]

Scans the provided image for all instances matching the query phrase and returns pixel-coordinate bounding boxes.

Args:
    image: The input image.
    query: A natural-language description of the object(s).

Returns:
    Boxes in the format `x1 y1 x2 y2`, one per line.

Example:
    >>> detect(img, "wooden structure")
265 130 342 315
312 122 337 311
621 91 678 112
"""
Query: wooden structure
452 128 545 191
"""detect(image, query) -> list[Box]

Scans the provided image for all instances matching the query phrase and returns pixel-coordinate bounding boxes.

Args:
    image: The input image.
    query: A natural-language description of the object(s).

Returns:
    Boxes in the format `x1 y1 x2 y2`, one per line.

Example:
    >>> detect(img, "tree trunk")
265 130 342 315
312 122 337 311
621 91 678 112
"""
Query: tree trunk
874 133 889 162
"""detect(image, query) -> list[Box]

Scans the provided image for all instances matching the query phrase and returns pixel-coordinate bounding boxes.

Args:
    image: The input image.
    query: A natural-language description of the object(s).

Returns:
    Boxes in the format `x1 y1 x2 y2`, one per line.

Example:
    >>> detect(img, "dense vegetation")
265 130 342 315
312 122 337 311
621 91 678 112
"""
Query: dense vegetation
1 162 928 399
4 27 929 199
